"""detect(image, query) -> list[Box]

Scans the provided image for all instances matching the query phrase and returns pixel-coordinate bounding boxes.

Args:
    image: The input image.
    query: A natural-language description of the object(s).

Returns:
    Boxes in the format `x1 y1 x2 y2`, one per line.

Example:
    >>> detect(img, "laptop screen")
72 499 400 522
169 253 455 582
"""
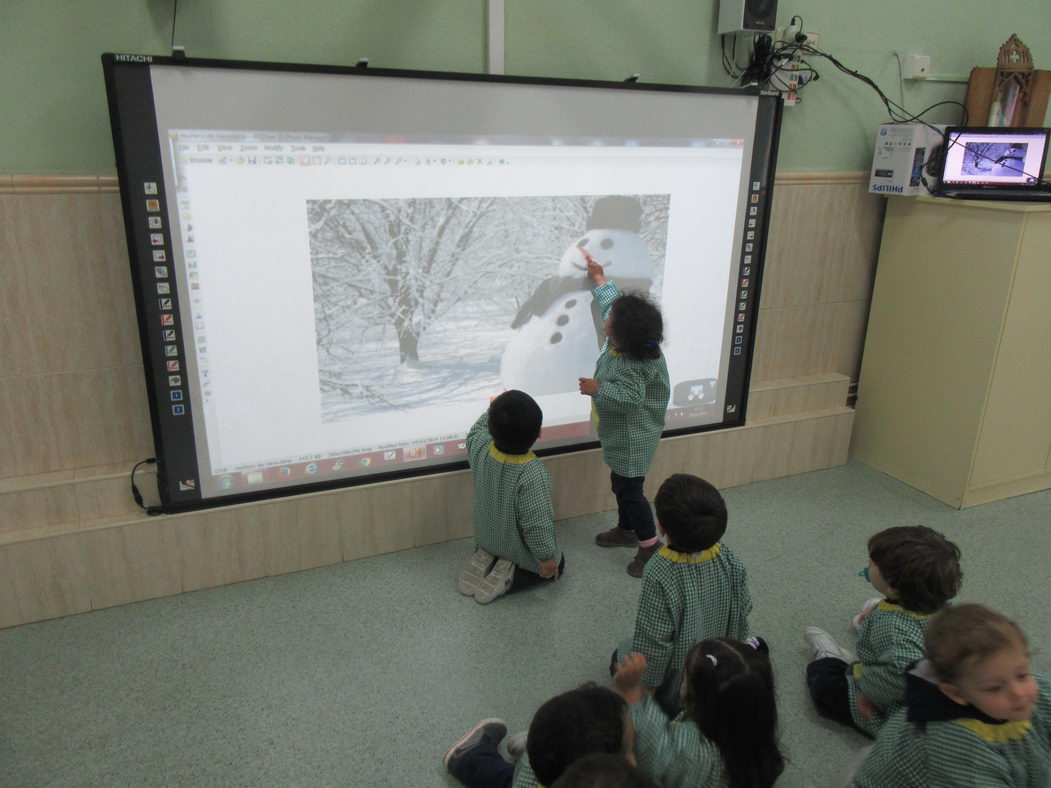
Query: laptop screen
940 127 1049 188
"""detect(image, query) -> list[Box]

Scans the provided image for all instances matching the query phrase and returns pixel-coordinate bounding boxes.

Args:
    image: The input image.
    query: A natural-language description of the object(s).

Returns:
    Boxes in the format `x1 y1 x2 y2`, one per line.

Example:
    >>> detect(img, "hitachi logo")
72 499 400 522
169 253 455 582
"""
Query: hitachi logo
871 184 903 193
114 54 153 63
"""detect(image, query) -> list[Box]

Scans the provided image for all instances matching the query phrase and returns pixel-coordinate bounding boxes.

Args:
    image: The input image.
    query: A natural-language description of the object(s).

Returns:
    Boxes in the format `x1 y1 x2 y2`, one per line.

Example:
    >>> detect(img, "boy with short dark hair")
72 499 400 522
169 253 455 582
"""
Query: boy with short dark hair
618 473 752 714
443 684 633 788
805 524 963 736
551 754 659 788
458 390 563 604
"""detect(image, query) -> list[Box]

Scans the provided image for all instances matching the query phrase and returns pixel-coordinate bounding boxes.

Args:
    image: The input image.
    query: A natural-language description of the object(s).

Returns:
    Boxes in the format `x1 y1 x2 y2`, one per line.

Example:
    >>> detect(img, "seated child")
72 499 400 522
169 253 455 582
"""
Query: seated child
550 753 659 788
853 603 1051 786
443 684 633 788
613 640 785 788
804 524 962 736
459 390 563 604
617 473 752 713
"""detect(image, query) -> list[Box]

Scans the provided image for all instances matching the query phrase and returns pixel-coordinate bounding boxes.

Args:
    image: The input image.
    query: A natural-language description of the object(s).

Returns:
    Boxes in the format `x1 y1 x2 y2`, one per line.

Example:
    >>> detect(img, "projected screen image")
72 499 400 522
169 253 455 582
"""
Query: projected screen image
104 56 779 508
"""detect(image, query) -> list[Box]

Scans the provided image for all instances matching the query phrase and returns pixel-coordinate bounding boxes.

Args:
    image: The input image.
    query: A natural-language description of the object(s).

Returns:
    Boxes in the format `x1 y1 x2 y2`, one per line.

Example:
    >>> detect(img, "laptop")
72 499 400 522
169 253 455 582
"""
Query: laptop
934 126 1051 201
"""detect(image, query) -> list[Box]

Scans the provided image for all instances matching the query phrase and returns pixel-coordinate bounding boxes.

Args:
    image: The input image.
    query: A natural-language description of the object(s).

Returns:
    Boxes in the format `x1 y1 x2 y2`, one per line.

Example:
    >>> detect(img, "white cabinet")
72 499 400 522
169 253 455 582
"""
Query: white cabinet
851 196 1051 508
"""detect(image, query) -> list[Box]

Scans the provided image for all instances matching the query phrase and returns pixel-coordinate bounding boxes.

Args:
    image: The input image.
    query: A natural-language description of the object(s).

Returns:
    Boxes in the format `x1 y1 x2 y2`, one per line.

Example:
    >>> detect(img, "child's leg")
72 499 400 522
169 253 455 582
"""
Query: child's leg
806 657 858 728
445 719 515 788
509 555 566 593
610 472 657 542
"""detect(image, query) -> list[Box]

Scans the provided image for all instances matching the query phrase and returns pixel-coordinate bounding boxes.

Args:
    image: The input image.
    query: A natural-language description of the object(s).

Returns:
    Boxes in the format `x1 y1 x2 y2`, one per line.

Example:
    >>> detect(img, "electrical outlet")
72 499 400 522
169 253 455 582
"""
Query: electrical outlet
904 54 931 79
802 31 818 47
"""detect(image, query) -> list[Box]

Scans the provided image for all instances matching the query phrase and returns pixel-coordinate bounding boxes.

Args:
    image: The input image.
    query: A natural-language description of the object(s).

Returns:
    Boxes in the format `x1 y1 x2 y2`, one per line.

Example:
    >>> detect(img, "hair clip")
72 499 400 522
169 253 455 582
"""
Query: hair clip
745 636 762 650
706 654 718 667
645 339 659 347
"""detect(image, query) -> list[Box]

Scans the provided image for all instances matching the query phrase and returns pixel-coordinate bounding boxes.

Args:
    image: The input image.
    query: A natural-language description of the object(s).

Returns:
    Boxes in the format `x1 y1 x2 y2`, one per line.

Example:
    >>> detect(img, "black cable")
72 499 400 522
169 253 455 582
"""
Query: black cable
170 0 178 51
131 458 157 511
740 34 774 85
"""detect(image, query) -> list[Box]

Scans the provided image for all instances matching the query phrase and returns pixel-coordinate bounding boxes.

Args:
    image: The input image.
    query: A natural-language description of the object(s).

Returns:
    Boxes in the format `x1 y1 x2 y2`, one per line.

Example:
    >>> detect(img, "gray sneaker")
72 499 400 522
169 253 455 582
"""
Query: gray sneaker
458 549 497 596
595 526 638 548
505 730 528 762
474 558 515 604
627 542 661 577
443 718 508 771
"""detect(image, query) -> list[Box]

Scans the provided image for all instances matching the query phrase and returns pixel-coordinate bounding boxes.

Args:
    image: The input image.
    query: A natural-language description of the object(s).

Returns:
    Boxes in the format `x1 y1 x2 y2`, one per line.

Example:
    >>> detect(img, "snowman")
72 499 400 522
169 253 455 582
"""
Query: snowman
501 196 656 396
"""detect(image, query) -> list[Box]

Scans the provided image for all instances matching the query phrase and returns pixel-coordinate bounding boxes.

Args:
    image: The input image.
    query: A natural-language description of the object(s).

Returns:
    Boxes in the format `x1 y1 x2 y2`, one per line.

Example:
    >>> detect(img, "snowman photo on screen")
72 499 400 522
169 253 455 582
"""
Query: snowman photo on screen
501 196 667 396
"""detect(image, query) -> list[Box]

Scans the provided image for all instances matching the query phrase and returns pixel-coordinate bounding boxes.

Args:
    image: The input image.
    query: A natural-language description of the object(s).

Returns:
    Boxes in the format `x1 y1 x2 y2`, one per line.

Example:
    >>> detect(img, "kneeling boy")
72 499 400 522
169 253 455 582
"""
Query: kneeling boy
459 390 563 604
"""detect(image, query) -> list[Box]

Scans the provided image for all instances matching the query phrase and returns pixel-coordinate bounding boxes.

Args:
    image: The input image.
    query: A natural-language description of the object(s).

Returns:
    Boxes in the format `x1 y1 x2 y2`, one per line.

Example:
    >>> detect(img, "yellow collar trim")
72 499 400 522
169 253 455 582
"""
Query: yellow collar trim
876 600 933 619
955 718 1032 743
487 443 536 464
657 543 721 563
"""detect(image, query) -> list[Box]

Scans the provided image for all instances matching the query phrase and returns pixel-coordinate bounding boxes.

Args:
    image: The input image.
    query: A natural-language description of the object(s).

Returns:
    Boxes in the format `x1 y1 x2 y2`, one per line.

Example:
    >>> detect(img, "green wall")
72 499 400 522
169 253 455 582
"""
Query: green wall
4 0 1051 173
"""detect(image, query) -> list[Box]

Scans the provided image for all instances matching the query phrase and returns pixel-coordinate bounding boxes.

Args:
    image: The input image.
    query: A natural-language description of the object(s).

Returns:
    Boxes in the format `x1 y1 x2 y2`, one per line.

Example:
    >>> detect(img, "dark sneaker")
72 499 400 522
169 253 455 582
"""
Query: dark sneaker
595 526 638 548
627 543 661 577
443 718 508 772
458 549 497 596
474 558 515 604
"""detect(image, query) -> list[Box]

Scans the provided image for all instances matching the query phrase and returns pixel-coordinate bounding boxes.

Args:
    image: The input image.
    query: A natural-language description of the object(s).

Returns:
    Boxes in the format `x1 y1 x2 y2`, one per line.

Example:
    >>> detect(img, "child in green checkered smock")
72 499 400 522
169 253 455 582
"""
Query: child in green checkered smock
618 474 752 715
443 685 632 788
577 256 670 578
613 640 784 788
457 391 562 605
853 604 1051 787
805 525 962 736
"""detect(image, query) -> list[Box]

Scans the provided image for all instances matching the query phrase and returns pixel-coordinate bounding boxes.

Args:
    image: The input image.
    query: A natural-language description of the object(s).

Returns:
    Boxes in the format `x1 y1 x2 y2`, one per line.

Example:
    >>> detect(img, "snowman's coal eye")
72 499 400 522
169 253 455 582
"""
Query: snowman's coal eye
565 299 577 308
600 238 614 250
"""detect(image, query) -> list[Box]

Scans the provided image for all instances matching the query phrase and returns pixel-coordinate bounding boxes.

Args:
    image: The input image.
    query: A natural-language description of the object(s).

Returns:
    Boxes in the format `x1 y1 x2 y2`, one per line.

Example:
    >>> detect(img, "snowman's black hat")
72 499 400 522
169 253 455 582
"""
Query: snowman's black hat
586 196 642 233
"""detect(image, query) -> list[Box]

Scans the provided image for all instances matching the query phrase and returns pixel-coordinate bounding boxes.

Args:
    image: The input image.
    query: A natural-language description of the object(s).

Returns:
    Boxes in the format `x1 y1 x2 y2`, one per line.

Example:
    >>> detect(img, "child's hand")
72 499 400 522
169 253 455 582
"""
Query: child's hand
538 558 560 580
584 254 607 286
856 691 879 721
578 377 599 397
613 652 648 704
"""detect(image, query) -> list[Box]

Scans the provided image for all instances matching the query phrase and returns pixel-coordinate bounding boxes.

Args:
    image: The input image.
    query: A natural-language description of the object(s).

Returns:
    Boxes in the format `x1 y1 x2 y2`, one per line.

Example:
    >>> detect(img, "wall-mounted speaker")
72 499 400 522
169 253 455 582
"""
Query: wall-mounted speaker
718 0 777 35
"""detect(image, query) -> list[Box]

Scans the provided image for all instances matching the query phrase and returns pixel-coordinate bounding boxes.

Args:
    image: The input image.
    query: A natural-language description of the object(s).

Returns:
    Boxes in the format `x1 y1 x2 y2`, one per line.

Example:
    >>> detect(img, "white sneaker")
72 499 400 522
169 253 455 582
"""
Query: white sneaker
804 626 857 663
458 549 497 596
852 597 883 632
505 730 528 762
474 558 515 604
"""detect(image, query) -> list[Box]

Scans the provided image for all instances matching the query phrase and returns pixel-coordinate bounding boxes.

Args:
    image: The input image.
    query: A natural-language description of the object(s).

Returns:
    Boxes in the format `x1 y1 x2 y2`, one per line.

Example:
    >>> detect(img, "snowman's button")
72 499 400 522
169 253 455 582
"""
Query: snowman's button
601 238 613 249
556 315 569 326
550 332 563 344
565 299 577 308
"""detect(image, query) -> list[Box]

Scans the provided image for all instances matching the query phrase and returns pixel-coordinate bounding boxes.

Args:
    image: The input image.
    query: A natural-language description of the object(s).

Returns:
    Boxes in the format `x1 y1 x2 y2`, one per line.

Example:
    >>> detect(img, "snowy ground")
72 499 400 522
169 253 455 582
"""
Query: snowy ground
318 299 515 423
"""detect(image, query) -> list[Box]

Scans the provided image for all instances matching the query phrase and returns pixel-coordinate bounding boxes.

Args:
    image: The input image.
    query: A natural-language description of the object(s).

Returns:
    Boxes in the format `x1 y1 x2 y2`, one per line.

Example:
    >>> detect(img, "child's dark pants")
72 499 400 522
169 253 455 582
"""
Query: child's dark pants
610 472 656 542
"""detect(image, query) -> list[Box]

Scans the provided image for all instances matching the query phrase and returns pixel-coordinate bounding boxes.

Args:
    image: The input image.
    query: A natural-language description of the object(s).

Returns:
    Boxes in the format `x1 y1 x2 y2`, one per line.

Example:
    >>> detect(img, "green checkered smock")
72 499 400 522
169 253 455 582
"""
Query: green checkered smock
630 696 728 787
511 753 540 787
630 543 752 713
466 412 560 575
591 281 670 478
846 601 933 736
854 675 1051 787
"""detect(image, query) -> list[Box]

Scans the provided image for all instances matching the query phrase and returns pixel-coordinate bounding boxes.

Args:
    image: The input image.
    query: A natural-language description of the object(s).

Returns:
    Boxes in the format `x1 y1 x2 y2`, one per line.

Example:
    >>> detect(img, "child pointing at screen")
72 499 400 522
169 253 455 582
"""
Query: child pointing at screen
579 256 670 577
